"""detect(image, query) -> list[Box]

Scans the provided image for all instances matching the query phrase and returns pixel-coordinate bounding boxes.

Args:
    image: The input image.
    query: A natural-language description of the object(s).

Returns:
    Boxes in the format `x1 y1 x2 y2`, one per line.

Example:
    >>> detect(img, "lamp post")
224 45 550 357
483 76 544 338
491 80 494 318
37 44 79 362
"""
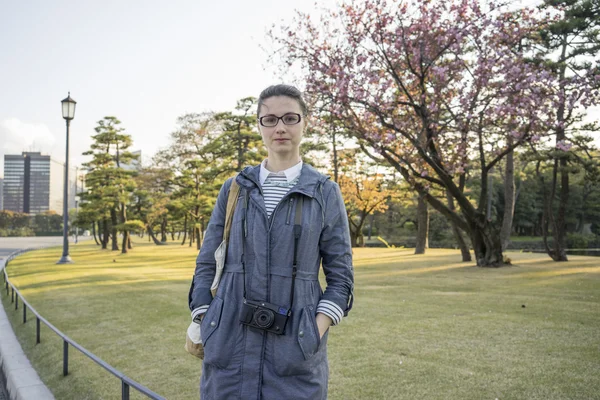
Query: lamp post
57 92 76 264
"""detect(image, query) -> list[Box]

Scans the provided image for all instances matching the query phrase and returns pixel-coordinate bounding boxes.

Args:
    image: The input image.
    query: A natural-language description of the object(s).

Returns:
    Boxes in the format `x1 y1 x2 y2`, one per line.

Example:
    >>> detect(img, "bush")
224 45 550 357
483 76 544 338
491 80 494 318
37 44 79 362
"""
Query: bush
566 233 595 249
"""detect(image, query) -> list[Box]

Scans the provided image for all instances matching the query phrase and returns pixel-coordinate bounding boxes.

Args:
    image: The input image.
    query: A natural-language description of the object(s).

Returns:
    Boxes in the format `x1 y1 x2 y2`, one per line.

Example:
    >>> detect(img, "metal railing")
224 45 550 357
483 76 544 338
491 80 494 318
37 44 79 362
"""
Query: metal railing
1 250 165 400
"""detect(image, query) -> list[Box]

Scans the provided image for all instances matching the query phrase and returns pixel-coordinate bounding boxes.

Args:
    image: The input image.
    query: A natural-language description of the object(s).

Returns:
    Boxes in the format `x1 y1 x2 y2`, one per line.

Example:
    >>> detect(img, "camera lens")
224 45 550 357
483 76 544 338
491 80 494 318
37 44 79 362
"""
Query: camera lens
254 309 274 329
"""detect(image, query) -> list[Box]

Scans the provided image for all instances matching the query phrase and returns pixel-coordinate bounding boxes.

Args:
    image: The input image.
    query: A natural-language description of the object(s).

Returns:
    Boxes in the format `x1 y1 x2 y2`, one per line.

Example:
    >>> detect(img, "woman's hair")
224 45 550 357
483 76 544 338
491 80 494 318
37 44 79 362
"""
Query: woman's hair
257 84 309 117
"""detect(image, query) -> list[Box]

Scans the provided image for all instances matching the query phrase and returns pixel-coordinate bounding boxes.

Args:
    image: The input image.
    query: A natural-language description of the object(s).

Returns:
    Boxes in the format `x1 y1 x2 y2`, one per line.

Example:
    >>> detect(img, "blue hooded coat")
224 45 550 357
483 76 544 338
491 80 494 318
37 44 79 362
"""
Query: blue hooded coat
189 163 354 399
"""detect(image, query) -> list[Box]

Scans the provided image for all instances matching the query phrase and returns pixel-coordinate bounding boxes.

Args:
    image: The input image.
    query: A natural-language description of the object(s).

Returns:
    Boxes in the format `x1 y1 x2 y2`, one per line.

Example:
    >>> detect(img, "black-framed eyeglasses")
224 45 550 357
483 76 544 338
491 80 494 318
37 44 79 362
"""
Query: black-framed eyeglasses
259 113 302 127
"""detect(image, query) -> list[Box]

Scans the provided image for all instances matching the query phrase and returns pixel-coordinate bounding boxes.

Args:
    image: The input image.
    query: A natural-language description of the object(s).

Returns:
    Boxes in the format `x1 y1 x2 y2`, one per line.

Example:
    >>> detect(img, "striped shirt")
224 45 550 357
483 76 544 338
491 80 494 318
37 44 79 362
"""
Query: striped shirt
259 159 303 218
262 173 299 217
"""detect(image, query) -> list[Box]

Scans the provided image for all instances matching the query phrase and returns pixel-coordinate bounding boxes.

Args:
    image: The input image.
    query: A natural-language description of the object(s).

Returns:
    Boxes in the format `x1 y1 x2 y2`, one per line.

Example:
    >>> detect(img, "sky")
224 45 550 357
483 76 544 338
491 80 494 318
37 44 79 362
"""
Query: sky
0 0 335 177
1 0 597 179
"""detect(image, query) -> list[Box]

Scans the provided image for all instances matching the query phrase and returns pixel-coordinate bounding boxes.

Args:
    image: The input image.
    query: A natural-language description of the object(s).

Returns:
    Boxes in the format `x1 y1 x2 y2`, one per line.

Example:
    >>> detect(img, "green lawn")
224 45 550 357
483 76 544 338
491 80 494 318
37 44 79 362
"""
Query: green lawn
2 241 600 400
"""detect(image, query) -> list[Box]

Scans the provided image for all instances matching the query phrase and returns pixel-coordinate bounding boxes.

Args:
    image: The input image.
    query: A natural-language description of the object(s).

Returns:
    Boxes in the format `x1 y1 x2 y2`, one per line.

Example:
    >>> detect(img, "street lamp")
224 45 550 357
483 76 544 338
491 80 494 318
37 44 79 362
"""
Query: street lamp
57 92 76 264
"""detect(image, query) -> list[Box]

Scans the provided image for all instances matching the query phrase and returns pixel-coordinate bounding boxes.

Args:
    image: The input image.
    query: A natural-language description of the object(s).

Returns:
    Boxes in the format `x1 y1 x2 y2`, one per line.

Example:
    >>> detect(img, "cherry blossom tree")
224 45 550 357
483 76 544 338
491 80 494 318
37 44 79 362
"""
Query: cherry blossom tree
271 0 559 266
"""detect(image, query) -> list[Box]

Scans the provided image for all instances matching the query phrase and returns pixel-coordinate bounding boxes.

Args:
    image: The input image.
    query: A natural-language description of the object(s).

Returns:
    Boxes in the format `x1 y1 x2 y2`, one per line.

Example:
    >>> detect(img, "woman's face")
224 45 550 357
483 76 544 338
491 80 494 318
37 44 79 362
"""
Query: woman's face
258 96 306 159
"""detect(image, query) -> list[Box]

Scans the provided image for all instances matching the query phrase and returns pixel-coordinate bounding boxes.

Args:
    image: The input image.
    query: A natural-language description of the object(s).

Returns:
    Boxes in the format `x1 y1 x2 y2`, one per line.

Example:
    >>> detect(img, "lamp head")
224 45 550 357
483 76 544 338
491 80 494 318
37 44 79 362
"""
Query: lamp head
61 92 76 120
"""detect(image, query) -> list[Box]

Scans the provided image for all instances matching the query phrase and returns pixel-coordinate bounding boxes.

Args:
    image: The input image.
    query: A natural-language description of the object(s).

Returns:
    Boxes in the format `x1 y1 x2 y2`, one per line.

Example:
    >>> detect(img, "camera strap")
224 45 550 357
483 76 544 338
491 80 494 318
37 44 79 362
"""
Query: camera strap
290 196 303 311
240 192 303 311
241 189 249 300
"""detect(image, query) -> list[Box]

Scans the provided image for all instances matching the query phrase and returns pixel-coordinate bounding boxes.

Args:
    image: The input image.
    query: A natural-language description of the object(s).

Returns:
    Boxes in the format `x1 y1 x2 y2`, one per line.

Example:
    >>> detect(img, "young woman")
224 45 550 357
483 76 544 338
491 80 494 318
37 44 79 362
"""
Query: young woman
188 84 354 399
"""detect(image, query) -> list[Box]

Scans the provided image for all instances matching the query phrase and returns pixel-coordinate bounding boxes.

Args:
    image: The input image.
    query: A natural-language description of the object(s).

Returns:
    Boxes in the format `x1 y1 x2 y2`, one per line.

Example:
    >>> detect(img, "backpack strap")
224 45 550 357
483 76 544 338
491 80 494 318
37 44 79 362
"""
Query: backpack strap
223 176 241 244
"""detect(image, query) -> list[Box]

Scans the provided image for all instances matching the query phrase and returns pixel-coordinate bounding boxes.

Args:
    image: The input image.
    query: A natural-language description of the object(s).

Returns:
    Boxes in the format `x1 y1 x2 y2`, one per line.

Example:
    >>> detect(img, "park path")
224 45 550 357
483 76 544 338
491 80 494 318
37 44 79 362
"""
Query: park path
0 236 91 399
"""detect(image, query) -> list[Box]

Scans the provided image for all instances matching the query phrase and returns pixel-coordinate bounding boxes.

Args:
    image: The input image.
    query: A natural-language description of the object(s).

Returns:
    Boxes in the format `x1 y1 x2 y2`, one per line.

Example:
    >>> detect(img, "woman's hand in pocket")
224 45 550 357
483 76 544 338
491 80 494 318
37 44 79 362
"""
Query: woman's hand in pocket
315 313 332 339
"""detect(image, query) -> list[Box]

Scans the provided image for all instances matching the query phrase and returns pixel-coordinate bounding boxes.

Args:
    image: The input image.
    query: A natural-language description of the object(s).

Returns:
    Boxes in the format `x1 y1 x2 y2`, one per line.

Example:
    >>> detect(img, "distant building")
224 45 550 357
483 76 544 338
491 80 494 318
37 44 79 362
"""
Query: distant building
3 154 27 213
121 150 141 171
2 152 76 215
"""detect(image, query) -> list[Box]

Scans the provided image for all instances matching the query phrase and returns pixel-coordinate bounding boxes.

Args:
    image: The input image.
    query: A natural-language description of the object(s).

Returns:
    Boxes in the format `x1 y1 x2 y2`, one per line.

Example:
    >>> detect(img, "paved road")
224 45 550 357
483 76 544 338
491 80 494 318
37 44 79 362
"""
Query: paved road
0 236 69 258
0 236 93 259
0 236 91 399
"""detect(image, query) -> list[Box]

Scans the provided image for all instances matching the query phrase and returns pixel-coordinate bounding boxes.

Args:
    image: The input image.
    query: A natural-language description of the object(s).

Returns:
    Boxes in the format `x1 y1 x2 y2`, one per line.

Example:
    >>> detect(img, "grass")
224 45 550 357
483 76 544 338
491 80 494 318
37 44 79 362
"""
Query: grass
2 241 600 400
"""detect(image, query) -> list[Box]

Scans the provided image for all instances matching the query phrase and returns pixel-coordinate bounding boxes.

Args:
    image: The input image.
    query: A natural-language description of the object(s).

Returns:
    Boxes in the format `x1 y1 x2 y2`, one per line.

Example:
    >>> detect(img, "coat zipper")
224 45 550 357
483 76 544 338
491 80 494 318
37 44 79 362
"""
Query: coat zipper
286 198 294 225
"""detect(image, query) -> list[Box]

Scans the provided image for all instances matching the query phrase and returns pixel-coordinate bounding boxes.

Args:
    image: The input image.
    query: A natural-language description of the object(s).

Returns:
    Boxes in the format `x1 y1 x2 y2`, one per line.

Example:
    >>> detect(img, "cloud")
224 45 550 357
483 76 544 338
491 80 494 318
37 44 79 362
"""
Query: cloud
1 118 57 153
0 118 61 177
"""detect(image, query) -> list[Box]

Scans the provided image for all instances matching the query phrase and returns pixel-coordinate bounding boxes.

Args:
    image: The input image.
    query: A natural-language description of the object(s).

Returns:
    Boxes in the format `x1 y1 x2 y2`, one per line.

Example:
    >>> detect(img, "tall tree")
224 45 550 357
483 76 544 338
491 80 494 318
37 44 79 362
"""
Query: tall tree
532 0 600 260
82 116 140 253
156 113 228 249
211 97 266 172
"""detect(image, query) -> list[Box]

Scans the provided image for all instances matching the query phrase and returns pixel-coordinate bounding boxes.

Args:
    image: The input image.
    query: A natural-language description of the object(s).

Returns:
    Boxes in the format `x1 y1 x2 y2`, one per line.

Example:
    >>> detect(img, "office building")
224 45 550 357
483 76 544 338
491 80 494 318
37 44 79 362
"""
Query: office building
2 152 76 215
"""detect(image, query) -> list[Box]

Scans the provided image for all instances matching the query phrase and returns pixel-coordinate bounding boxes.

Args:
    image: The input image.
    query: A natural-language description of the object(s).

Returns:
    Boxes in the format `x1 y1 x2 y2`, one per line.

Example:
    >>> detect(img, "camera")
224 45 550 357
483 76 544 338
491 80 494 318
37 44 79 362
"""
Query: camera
240 298 290 335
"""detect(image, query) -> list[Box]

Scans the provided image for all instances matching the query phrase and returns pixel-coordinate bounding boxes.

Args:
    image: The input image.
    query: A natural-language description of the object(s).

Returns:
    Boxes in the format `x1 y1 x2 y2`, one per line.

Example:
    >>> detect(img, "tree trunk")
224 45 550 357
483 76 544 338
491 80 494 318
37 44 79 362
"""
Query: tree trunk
468 217 503 267
92 221 100 246
543 39 569 262
350 231 359 247
357 234 365 247
189 227 194 247
446 191 471 262
486 168 494 221
102 218 109 250
121 202 128 254
414 195 429 254
347 214 365 248
110 208 119 251
368 213 374 240
552 157 569 261
200 217 206 247
128 235 132 249
121 231 128 254
181 214 188 245
500 145 516 251
171 229 175 241
161 216 167 243
376 146 505 266
195 226 201 250
148 226 164 245
577 192 588 233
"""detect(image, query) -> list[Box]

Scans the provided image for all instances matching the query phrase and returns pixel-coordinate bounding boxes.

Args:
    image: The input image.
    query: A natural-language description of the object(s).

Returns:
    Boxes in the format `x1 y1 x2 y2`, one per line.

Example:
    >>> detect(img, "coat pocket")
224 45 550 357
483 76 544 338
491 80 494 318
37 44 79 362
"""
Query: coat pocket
200 296 224 346
201 296 239 368
297 305 321 360
272 305 324 376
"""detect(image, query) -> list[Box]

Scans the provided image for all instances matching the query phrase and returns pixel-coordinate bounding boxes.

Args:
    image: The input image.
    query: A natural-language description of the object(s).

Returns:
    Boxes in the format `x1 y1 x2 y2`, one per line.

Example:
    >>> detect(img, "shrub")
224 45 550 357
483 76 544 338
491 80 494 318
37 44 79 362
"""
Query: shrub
566 233 594 249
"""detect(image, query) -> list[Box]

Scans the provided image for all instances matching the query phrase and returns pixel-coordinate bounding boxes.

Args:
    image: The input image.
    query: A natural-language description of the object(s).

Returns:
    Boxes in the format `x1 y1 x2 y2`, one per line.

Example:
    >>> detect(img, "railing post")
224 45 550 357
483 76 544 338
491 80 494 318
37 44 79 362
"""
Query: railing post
23 304 27 323
11 287 14 303
122 381 130 400
63 341 69 376
15 294 18 310
36 317 41 344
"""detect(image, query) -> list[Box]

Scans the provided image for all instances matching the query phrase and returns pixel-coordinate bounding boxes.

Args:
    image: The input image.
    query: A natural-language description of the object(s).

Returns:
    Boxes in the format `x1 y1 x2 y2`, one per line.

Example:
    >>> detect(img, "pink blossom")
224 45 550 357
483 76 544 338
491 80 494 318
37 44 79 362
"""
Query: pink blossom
556 140 572 151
